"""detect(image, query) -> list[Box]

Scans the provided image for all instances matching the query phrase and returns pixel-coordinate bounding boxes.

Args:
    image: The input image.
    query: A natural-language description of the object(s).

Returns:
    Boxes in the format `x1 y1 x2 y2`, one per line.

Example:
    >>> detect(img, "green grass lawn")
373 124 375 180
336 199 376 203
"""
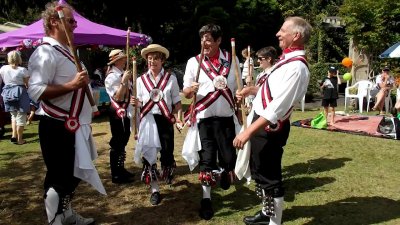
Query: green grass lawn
0 104 399 225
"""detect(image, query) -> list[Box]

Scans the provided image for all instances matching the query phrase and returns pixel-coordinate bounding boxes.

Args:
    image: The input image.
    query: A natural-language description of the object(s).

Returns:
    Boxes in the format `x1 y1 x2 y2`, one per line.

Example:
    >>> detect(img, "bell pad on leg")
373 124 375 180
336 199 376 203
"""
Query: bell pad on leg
256 185 284 218
198 171 217 186
141 163 160 185
161 161 176 184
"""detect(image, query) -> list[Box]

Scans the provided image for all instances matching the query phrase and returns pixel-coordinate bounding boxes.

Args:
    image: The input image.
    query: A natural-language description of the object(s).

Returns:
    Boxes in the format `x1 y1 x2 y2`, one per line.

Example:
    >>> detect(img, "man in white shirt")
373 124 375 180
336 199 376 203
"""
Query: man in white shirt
28 2 104 225
234 17 312 225
104 49 135 184
182 24 241 221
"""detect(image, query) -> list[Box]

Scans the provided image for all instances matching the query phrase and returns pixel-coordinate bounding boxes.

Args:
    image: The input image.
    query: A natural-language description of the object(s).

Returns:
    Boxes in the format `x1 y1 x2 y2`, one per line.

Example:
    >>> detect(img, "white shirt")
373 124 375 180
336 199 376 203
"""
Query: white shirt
28 36 92 125
375 73 394 88
183 49 241 119
104 66 124 99
252 50 310 124
137 68 181 115
0 65 29 86
242 57 254 79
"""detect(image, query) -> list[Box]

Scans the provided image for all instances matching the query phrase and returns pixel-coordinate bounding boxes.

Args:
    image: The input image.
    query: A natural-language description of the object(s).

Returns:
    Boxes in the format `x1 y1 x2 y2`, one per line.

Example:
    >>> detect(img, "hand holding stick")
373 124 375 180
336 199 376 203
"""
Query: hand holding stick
55 6 99 116
189 40 206 124
231 38 247 129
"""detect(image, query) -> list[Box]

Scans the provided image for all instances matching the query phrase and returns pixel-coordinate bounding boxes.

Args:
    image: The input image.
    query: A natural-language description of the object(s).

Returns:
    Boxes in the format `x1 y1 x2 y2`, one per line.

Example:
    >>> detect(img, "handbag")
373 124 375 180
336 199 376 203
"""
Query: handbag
311 112 328 129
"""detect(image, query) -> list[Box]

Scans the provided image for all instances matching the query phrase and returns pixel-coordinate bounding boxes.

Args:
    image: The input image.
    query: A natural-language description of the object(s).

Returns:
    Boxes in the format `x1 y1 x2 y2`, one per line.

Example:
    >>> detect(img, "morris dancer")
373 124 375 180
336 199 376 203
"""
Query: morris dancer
104 49 135 184
234 17 312 225
27 2 105 224
237 46 278 113
131 44 183 205
182 24 242 220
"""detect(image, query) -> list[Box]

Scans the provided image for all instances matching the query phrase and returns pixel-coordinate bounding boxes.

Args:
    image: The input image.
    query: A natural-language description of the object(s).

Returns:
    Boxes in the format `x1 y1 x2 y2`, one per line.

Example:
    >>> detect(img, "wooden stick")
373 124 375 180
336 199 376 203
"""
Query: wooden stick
246 45 254 86
231 38 247 129
189 40 205 123
131 57 138 139
124 27 131 103
55 6 99 115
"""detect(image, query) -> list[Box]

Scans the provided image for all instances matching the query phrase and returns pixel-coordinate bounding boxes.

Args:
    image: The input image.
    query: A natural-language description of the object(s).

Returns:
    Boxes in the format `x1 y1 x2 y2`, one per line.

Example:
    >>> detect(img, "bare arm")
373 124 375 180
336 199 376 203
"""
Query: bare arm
113 71 132 102
233 116 272 149
182 82 199 99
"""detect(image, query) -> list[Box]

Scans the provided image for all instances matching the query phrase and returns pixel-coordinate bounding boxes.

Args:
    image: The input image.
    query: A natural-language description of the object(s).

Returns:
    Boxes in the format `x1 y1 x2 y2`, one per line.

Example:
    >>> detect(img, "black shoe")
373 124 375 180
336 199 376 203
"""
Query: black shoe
199 198 214 220
220 171 231 190
150 192 161 205
121 168 135 178
10 137 17 143
112 173 135 184
243 210 270 225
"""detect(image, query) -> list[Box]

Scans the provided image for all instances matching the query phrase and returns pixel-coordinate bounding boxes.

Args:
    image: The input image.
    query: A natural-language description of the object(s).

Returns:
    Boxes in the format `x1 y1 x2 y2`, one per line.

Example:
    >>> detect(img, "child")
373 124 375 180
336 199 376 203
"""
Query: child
320 66 341 124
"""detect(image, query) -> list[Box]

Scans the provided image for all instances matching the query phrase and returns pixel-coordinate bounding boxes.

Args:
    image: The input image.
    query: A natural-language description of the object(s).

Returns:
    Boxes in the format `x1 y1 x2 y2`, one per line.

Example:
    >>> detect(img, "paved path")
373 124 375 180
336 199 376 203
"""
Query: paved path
294 94 346 111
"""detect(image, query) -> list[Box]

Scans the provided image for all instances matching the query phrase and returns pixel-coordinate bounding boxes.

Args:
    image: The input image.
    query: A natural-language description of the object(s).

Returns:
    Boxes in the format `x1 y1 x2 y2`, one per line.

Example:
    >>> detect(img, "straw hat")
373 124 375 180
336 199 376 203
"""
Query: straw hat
108 49 126 65
141 44 169 59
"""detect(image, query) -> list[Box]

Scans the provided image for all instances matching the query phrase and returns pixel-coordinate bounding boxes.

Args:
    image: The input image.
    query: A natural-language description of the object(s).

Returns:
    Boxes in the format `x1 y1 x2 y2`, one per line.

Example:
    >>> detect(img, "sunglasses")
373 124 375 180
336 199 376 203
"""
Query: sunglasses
257 57 266 61
65 18 77 25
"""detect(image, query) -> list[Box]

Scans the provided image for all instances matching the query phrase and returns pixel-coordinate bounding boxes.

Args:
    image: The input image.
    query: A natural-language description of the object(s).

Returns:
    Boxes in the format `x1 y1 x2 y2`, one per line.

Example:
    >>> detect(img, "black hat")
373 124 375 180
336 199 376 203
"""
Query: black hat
383 66 390 71
328 66 337 72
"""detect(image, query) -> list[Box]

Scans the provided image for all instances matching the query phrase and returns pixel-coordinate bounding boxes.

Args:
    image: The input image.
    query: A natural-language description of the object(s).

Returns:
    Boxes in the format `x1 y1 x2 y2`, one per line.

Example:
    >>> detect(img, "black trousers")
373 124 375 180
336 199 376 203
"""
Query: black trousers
154 114 175 167
198 116 237 172
39 116 80 196
108 107 131 153
250 114 290 194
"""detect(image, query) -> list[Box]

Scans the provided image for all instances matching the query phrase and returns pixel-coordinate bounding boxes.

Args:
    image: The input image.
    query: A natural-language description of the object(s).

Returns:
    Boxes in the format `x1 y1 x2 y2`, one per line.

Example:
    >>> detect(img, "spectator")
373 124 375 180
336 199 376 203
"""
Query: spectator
0 50 30 145
371 66 394 115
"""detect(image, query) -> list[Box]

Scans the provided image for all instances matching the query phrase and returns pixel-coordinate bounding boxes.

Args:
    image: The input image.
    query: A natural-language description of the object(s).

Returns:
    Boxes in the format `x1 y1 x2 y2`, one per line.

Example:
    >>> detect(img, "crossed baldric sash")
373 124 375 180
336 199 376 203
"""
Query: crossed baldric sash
257 51 308 132
40 43 85 133
184 50 236 123
140 71 176 124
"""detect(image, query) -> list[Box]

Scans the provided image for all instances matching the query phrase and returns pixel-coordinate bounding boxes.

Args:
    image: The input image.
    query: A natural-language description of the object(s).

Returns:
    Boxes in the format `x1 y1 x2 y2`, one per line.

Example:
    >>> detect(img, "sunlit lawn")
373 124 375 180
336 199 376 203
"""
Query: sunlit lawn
0 99 399 225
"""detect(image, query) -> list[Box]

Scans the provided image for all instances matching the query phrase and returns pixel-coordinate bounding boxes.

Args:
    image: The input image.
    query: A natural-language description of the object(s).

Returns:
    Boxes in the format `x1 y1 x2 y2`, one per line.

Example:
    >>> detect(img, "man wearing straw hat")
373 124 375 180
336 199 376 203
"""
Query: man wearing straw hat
131 43 183 205
181 24 242 220
28 2 105 224
104 49 135 184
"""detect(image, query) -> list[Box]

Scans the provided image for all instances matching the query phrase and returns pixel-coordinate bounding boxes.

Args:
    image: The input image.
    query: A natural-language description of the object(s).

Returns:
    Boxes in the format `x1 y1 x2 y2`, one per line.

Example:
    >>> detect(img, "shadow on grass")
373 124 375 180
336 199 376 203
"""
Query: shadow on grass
0 152 46 225
283 157 351 203
285 196 400 225
283 157 352 178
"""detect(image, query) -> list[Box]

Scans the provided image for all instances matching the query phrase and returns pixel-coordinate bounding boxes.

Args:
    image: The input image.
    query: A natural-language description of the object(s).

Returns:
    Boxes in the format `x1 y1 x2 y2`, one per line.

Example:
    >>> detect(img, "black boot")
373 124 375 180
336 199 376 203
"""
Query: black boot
199 198 214 220
243 210 270 225
118 152 135 178
110 150 134 184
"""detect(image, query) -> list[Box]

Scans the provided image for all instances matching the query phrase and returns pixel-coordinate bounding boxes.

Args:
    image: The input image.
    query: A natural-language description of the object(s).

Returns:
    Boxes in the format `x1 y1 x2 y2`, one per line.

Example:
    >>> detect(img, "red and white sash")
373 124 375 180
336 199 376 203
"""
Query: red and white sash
107 68 130 119
140 71 175 124
40 43 85 133
260 52 308 132
110 98 129 118
184 51 235 123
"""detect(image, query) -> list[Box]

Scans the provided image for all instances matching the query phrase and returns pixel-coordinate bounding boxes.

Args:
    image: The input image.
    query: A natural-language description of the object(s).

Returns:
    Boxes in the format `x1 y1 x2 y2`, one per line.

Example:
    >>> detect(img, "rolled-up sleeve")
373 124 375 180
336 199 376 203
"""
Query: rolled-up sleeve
28 46 56 102
259 62 309 124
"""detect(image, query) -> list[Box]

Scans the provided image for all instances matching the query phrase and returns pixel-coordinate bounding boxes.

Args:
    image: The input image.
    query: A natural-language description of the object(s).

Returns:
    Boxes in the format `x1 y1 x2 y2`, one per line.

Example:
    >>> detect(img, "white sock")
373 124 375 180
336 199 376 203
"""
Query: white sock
202 185 211 199
150 181 160 193
269 197 284 225
44 188 61 224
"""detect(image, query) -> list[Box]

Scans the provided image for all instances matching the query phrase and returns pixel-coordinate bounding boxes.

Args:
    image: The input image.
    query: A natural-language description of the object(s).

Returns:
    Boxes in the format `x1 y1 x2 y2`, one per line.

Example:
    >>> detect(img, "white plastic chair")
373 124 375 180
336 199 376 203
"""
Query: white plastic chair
344 80 374 113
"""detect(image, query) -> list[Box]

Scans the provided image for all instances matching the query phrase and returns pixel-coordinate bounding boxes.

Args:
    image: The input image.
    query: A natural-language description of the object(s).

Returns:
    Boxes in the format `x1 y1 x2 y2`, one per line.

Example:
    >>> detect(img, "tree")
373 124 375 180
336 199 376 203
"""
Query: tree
340 0 400 62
